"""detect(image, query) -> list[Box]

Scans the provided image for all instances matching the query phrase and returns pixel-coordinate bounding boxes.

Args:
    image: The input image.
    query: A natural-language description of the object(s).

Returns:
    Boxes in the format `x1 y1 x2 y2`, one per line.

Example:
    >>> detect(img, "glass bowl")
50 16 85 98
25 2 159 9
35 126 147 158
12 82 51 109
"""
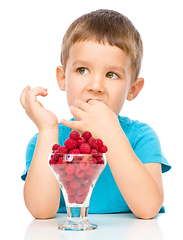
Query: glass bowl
48 153 106 230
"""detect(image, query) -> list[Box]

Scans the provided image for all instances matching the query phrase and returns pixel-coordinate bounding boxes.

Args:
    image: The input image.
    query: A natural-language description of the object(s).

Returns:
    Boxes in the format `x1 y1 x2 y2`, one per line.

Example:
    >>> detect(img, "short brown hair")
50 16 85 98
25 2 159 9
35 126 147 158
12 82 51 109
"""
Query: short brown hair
61 9 143 82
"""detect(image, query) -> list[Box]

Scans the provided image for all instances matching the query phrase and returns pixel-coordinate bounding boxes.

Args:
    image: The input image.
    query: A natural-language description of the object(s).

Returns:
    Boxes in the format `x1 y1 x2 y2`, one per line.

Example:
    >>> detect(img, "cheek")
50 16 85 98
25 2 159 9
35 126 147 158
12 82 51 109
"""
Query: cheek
66 83 77 107
65 75 81 107
109 87 128 115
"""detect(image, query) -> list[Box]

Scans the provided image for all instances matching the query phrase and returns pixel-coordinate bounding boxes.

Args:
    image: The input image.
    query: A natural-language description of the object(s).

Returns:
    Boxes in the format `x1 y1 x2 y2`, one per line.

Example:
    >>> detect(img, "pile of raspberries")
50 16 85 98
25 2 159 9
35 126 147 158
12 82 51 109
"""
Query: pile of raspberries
50 130 108 165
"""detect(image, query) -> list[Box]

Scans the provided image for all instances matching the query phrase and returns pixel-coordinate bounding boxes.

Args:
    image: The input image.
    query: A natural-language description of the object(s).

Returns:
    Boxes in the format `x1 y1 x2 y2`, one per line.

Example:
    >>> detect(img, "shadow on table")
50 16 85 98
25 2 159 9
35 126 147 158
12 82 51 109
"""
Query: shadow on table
24 213 164 240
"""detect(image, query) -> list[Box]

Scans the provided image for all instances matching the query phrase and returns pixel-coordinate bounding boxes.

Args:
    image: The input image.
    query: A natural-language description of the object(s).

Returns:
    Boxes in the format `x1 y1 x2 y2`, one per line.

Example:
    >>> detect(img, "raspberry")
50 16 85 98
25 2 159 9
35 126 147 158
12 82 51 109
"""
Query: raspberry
49 158 58 165
70 179 81 189
64 138 77 150
51 153 60 161
57 146 68 154
65 173 75 182
96 155 103 163
77 185 90 196
75 190 89 204
77 137 86 148
52 144 60 151
79 160 90 170
69 130 80 140
89 157 97 165
80 175 91 185
85 166 94 175
75 194 86 204
65 164 75 174
90 149 98 155
69 148 80 154
79 143 90 153
81 131 92 141
75 167 85 178
87 137 98 150
68 195 75 203
58 156 67 165
99 145 108 153
96 139 103 148
65 186 75 196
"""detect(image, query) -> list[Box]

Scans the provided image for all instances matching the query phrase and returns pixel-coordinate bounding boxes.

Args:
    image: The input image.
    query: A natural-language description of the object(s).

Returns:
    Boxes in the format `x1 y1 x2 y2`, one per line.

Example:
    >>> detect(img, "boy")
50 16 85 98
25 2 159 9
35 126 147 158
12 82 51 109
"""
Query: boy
20 9 171 219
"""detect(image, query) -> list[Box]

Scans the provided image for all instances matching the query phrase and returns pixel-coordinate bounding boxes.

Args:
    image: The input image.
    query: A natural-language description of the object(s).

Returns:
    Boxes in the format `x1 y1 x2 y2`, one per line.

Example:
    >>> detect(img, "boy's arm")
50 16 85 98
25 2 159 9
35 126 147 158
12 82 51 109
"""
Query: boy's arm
61 99 164 219
20 86 60 219
103 126 164 219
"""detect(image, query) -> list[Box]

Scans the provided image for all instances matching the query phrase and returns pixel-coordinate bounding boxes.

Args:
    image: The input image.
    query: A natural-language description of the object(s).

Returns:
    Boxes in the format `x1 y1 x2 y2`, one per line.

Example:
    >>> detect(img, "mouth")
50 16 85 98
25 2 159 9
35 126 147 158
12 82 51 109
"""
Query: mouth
86 98 102 103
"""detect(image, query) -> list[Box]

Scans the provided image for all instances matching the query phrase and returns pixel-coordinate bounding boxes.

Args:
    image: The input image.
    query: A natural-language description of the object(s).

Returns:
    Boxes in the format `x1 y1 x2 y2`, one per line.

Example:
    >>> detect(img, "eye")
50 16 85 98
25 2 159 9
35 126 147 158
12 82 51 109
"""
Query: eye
77 68 89 75
106 72 119 79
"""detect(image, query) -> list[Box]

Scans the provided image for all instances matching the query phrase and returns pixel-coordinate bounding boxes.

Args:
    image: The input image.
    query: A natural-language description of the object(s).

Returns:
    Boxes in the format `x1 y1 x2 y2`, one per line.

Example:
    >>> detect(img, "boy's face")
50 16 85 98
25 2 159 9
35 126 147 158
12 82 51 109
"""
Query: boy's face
58 41 135 115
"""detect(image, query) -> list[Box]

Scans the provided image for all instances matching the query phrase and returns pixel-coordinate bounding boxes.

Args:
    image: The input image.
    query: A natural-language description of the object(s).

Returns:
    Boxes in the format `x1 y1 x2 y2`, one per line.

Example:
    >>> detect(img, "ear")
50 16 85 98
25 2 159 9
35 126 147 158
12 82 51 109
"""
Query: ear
126 78 144 101
56 66 66 91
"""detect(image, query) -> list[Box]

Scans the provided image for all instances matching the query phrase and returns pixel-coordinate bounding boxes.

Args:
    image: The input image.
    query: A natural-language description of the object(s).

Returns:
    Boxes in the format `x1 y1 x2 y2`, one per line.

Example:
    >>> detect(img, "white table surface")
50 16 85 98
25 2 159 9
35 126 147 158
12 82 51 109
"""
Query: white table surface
22 212 180 240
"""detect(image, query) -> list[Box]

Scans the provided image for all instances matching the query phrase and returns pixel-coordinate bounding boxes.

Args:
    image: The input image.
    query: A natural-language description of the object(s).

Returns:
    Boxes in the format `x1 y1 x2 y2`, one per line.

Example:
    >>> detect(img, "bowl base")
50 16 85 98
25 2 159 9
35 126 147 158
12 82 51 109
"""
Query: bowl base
58 219 97 231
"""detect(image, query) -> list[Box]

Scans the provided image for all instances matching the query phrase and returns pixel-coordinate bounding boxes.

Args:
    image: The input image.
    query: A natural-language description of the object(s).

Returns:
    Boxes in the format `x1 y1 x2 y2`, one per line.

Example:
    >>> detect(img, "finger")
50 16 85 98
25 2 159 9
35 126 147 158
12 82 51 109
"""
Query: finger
75 99 89 111
20 85 30 108
87 99 102 105
60 119 80 130
69 105 85 120
26 87 48 103
29 87 48 97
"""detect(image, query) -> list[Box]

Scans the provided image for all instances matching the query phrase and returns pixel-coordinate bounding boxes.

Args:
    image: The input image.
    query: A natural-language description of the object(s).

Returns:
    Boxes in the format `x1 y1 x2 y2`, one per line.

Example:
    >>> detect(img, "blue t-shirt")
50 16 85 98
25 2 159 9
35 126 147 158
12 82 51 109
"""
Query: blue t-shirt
21 116 171 213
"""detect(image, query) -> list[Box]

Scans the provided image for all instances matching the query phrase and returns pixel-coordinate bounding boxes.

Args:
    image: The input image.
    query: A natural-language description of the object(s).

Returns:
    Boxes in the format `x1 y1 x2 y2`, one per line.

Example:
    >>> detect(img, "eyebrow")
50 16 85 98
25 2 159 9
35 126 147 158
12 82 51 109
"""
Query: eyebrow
108 65 127 75
72 60 91 67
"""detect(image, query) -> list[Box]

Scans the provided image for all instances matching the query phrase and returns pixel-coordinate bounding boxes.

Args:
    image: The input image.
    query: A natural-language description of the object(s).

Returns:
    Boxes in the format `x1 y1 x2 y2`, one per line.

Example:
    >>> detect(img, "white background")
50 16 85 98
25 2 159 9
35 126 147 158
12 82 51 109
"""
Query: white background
0 0 182 239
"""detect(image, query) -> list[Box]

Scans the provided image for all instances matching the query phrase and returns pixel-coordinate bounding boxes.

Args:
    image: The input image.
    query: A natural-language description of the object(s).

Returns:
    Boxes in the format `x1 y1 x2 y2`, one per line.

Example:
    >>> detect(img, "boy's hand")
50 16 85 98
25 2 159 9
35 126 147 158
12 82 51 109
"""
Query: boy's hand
20 86 58 131
61 99 120 139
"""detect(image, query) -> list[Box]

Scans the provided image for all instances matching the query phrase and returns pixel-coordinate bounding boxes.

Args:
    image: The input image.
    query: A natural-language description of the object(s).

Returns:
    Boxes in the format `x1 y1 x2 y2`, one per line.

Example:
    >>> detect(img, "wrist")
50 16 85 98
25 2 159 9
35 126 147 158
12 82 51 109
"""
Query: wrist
38 124 59 133
38 125 59 143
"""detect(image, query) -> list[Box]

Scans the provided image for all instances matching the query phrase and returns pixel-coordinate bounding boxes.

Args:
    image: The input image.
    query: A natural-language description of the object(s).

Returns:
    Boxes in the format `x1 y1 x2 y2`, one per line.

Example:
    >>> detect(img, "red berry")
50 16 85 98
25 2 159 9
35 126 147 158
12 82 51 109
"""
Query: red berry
58 156 67 165
69 130 80 140
65 186 75 196
87 137 98 150
77 137 86 148
99 145 108 153
70 179 81 189
77 185 90 196
65 173 75 181
69 148 80 154
85 166 94 175
75 194 85 204
96 139 103 148
49 158 58 165
75 167 85 178
65 164 75 174
90 149 98 155
80 175 91 185
96 155 103 163
81 131 92 141
89 157 97 165
52 144 60 151
51 153 60 161
57 146 68 154
68 195 75 203
79 143 90 154
79 160 90 170
64 138 77 150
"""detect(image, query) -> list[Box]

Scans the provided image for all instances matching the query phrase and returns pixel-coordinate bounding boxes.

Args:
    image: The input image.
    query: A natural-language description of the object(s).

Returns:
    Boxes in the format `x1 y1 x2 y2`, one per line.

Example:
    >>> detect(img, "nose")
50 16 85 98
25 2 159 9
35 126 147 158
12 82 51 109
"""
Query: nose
86 74 105 93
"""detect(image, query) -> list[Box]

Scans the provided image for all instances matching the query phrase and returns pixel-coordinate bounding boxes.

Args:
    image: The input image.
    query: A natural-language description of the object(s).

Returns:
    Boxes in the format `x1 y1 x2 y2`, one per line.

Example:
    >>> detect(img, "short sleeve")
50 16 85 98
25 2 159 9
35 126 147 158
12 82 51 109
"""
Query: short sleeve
21 133 38 181
131 123 171 173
